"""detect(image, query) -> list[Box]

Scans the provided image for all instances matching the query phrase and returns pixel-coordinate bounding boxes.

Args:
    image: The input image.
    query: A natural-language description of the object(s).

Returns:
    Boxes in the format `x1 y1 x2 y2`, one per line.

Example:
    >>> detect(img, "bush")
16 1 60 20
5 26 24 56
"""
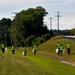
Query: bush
24 34 51 47
41 34 51 43
24 35 36 47
32 37 41 46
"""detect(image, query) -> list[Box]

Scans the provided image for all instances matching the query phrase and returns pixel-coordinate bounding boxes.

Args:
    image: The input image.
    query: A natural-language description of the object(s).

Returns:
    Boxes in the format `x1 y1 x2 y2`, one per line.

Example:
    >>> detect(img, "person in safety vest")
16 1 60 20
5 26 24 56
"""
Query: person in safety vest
33 45 37 55
66 42 71 54
57 42 60 55
60 44 64 56
1 43 5 53
12 46 15 54
24 47 27 56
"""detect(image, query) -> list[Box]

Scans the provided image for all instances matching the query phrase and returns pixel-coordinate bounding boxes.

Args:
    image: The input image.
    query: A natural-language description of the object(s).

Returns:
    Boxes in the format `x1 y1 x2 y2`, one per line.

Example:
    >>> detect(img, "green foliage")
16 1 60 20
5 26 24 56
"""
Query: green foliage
71 28 75 35
0 18 12 46
24 35 36 47
41 34 51 43
8 6 51 46
32 34 51 46
32 37 42 46
25 34 51 47
60 30 71 35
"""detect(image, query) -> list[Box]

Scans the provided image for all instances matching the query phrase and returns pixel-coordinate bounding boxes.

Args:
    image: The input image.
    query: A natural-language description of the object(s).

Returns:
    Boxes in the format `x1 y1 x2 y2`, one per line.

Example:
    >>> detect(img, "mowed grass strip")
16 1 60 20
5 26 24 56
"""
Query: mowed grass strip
27 54 75 75
0 36 75 75
0 51 54 75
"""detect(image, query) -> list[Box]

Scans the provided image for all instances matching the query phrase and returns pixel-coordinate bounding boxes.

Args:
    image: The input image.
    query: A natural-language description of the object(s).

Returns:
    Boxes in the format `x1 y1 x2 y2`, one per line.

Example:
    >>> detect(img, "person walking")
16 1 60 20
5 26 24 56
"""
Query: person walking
1 43 5 53
66 42 71 54
57 42 60 55
24 47 27 56
12 46 15 54
33 45 37 55
60 44 64 56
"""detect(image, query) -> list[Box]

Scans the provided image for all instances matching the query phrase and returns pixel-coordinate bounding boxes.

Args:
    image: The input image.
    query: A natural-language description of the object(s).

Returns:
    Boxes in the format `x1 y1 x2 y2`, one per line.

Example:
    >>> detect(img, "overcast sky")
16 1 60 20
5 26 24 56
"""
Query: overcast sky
0 0 75 30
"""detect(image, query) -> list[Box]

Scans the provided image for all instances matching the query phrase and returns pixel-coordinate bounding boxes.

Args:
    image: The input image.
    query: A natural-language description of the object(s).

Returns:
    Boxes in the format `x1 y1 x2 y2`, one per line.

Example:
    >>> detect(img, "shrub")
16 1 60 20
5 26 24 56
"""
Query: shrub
24 35 36 47
41 34 51 43
32 37 41 46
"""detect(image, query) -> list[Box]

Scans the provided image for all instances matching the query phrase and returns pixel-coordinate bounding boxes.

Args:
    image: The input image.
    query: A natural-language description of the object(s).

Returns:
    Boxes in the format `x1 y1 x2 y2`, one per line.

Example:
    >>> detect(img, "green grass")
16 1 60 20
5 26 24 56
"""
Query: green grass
38 36 75 61
0 36 75 75
27 55 75 75
0 46 75 75
0 51 51 75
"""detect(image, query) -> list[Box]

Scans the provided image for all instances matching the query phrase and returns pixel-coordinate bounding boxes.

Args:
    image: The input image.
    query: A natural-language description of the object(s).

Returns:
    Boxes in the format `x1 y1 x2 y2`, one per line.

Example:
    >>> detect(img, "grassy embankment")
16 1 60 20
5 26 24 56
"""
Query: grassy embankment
0 36 75 75
38 36 75 61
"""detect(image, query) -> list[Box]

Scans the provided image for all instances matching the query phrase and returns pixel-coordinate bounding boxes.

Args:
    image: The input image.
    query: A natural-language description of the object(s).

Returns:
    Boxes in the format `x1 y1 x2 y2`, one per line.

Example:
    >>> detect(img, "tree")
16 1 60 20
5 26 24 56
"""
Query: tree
9 6 52 46
0 18 12 46
71 28 75 35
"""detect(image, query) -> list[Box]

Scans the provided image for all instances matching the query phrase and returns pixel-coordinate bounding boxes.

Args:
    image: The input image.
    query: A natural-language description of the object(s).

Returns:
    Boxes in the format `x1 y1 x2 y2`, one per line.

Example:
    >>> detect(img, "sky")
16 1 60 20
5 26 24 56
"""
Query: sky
0 0 75 30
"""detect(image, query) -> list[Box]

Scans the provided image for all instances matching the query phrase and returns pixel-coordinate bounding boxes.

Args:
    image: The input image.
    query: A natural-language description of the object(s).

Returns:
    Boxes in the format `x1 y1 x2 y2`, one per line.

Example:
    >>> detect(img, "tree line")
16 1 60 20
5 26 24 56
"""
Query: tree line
0 6 74 47
0 6 53 47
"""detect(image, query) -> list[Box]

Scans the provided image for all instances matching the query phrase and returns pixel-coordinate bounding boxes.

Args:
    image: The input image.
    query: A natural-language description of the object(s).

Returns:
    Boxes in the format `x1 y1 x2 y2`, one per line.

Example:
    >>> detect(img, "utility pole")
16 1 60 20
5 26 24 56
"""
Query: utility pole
49 18 53 30
12 12 17 49
55 12 61 35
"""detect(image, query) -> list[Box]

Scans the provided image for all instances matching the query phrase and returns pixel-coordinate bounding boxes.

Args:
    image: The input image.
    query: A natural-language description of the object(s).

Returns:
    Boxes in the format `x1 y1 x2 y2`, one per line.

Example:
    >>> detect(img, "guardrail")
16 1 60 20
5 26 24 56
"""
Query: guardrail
63 36 75 39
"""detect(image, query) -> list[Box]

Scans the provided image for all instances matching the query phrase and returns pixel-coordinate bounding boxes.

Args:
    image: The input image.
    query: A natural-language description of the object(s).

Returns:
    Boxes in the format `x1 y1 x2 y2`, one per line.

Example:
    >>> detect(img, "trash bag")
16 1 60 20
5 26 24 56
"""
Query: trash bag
55 48 59 53
22 51 24 55
32 49 34 52
5 47 7 52
63 49 65 53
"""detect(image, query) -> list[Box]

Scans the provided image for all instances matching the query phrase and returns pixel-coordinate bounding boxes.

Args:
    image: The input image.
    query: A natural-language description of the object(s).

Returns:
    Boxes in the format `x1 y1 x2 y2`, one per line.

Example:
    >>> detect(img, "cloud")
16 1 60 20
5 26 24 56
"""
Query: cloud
60 18 75 30
0 0 75 8
57 0 75 5
0 0 40 7
44 0 75 5
44 17 75 30
0 0 70 7
64 0 75 3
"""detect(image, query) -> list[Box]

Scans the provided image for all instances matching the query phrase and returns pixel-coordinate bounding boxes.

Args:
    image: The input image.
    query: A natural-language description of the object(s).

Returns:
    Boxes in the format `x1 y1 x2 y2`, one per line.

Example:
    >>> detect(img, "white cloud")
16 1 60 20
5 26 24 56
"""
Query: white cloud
0 0 71 7
64 0 75 3
44 17 75 30
0 0 40 7
57 0 75 5
60 18 75 30
0 0 74 8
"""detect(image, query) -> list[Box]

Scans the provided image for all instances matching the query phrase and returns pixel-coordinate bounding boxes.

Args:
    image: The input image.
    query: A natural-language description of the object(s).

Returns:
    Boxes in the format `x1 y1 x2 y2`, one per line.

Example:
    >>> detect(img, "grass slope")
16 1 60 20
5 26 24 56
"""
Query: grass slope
38 36 75 61
0 53 52 75
0 46 75 75
0 36 75 75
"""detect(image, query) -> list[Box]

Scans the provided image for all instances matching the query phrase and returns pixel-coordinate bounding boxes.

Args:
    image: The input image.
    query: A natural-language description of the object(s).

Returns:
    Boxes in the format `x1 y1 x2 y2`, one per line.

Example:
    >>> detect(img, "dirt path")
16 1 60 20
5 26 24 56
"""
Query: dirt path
38 51 75 66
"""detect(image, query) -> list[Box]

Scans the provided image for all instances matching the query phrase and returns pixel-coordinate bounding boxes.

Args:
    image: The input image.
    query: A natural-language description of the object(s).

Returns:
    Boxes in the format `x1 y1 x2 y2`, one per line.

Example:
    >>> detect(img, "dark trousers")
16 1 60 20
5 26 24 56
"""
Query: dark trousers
58 48 60 55
2 48 5 53
34 50 36 55
24 52 26 56
12 50 15 54
60 51 62 56
67 48 70 54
